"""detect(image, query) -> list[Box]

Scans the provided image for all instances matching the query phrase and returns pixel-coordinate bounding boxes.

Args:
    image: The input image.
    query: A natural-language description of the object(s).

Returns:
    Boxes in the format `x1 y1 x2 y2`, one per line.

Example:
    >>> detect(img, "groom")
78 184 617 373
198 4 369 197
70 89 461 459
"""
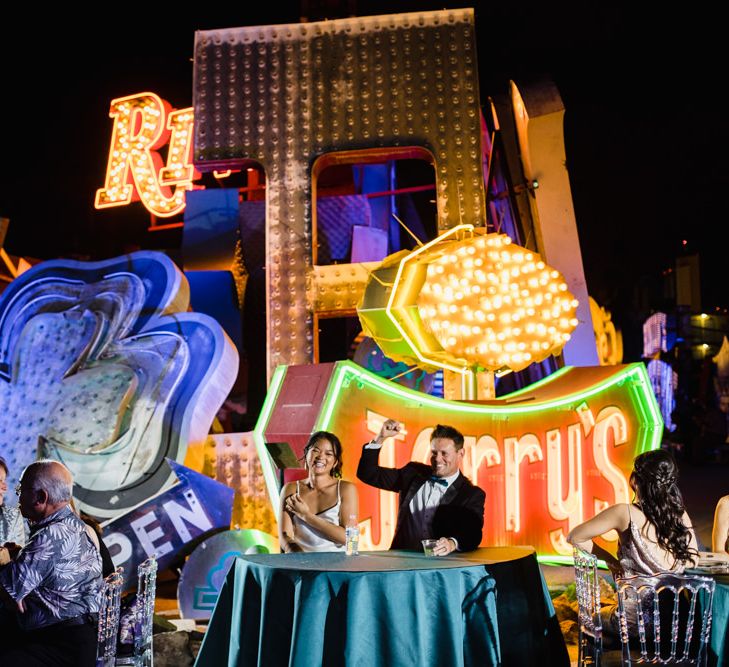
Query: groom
357 420 485 555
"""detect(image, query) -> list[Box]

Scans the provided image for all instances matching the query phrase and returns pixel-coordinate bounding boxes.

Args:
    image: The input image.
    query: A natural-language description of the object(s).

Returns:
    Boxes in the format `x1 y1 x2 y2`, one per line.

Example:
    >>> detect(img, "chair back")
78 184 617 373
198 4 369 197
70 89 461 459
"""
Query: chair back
96 567 124 667
573 547 604 666
134 554 158 667
615 573 715 665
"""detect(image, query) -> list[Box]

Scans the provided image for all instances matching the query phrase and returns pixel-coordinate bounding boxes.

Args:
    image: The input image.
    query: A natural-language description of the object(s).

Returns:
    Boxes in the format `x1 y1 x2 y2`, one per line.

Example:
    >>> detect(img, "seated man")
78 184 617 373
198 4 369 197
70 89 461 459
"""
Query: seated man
0 460 103 667
357 420 485 555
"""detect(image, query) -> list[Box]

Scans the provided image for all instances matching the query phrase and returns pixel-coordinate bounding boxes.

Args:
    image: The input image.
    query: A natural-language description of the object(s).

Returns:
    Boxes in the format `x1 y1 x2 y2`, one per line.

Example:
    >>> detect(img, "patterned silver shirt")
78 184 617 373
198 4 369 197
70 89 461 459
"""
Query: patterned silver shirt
0 504 102 630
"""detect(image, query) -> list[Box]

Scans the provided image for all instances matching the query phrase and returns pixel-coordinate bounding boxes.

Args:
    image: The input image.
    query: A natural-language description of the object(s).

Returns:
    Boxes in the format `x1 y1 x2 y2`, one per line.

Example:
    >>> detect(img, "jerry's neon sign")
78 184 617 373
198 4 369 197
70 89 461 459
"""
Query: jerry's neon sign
95 93 196 218
254 361 662 556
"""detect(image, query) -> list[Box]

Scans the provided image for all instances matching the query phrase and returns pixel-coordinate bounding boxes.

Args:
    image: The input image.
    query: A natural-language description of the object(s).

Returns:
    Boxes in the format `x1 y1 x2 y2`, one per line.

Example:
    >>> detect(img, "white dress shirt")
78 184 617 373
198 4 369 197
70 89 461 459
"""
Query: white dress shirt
408 470 460 539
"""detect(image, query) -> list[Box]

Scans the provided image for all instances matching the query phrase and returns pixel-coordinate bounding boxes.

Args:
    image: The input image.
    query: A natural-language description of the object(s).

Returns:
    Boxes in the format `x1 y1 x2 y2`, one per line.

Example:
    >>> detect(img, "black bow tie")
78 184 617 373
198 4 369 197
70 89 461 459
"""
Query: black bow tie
429 476 448 487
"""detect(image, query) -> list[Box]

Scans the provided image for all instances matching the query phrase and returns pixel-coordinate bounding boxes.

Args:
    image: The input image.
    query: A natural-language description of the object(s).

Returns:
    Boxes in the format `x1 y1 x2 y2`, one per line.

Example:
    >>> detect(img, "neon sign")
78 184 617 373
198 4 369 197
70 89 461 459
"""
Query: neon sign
95 92 196 218
254 360 662 556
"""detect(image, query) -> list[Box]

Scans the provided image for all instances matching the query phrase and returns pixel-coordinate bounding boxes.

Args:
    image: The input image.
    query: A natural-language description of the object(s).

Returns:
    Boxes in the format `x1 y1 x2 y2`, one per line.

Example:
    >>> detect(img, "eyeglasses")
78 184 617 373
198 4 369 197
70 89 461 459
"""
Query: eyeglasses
15 483 21 497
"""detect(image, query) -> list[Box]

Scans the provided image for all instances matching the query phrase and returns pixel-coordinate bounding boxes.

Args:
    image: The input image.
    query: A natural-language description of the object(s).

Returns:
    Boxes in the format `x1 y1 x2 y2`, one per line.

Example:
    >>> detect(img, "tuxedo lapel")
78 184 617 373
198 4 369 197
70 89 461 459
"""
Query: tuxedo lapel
402 473 428 508
441 472 465 505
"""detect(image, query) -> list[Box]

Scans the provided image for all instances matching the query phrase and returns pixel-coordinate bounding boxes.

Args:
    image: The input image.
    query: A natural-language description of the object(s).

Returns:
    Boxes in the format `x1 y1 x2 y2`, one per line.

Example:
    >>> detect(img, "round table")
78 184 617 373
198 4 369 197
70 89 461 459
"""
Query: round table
706 572 729 666
195 546 568 666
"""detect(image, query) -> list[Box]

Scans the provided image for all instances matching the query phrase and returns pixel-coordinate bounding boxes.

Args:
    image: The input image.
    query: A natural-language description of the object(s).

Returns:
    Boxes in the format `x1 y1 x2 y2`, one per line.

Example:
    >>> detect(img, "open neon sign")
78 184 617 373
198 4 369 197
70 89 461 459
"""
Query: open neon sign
254 361 662 556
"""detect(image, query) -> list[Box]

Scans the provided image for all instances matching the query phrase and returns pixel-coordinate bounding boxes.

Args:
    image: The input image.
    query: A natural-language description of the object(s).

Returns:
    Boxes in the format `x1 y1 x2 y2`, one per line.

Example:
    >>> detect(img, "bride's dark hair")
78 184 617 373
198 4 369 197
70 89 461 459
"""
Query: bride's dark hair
630 449 696 565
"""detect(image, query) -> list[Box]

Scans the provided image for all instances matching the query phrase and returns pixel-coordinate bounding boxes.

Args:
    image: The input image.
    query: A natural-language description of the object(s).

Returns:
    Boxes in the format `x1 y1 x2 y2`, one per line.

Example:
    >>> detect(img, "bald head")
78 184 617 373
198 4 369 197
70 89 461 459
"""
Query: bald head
19 460 74 521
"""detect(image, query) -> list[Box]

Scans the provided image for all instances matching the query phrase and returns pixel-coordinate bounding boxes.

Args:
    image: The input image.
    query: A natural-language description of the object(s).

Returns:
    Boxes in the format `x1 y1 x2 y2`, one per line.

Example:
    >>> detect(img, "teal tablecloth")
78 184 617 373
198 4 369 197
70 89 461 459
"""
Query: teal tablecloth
709 574 729 666
194 546 568 667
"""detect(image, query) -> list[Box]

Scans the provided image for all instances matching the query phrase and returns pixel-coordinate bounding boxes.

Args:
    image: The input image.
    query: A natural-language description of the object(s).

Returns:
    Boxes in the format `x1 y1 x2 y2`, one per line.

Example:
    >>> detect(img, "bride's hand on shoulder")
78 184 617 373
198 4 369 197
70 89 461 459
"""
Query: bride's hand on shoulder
285 492 311 519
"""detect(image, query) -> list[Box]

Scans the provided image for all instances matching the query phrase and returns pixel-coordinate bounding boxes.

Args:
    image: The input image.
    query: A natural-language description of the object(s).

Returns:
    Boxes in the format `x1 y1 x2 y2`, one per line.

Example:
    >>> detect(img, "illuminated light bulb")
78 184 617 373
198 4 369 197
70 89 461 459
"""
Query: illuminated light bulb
449 304 457 313
571 299 579 307
570 318 579 326
447 337 457 347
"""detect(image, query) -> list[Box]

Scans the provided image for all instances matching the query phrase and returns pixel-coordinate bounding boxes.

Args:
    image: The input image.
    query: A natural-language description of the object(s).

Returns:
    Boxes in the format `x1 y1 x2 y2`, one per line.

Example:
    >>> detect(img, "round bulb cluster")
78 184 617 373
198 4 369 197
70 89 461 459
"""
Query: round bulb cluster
417 232 578 372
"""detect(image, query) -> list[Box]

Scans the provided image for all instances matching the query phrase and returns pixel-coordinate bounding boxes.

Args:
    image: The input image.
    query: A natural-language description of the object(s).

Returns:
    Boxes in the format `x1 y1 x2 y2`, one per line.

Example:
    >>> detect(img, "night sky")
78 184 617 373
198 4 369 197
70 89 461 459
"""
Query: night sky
1 3 726 362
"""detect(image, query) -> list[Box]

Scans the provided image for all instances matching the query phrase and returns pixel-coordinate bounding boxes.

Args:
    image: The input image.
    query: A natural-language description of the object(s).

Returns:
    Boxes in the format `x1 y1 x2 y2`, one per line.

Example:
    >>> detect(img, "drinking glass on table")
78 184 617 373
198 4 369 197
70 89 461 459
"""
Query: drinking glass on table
421 539 438 556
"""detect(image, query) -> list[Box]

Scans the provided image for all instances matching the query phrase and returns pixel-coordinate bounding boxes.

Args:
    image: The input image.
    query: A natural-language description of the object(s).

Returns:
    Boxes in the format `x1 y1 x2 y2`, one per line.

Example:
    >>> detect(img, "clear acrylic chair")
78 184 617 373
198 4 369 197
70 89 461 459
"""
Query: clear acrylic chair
116 554 158 667
573 547 604 666
96 567 124 667
615 573 715 665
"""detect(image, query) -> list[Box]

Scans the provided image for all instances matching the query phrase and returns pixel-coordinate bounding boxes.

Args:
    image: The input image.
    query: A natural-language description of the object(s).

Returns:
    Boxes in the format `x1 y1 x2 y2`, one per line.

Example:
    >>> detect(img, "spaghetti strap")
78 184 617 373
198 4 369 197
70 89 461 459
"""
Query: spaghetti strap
296 480 301 494
337 479 341 503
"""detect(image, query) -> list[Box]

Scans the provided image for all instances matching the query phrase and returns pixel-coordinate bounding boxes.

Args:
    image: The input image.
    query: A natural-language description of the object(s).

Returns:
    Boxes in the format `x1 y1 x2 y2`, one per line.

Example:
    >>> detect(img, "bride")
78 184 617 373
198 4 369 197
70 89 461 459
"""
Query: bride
279 431 358 553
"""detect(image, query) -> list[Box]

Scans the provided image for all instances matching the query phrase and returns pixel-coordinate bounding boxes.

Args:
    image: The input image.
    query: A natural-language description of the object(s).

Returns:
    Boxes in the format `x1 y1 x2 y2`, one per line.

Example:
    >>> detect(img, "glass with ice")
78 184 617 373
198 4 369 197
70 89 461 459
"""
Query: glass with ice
421 539 438 556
